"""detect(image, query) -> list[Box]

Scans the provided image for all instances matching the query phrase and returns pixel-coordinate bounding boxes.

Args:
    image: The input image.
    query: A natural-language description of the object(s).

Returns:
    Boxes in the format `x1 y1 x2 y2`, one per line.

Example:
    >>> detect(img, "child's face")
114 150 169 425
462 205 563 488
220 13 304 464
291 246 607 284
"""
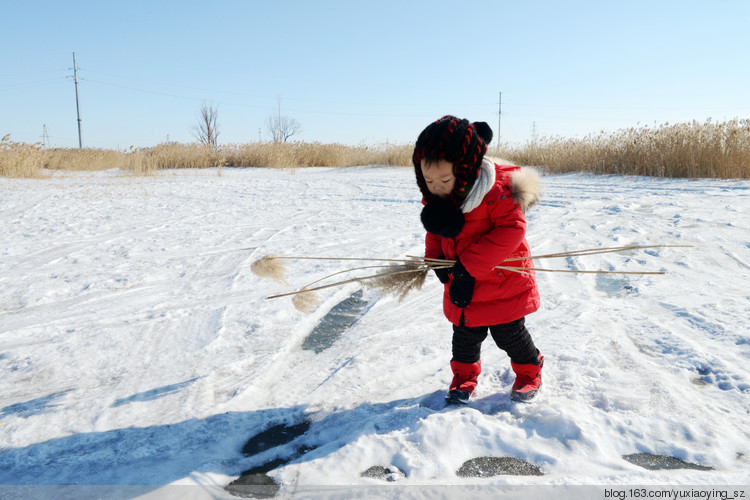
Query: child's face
421 159 455 198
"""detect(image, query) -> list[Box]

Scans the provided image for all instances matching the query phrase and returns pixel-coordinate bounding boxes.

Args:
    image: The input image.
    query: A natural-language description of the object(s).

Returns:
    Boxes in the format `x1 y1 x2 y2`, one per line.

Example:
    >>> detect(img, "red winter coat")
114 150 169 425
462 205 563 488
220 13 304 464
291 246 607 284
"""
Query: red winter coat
425 162 541 327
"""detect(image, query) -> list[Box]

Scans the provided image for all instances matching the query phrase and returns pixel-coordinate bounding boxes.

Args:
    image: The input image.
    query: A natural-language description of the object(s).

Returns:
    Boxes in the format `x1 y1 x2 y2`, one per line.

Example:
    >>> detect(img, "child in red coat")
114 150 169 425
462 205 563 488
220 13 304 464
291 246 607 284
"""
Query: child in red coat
412 115 544 404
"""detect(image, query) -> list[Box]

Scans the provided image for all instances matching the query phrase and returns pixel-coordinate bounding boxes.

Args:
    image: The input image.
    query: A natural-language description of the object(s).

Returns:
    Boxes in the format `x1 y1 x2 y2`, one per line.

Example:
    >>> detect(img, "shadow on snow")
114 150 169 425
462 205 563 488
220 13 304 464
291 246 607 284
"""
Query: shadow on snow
0 391 456 493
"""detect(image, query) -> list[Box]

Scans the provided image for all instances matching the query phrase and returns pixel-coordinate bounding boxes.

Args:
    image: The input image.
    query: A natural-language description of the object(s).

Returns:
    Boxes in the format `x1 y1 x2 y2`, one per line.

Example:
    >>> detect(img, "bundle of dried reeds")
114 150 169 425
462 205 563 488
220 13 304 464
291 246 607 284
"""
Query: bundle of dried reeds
261 258 441 300
251 244 691 312
250 255 445 312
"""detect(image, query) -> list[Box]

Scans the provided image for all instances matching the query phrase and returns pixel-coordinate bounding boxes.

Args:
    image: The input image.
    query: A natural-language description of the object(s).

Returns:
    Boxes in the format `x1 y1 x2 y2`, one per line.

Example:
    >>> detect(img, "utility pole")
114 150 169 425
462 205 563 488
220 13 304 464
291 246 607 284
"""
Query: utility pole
72 52 82 149
42 124 50 148
497 92 502 144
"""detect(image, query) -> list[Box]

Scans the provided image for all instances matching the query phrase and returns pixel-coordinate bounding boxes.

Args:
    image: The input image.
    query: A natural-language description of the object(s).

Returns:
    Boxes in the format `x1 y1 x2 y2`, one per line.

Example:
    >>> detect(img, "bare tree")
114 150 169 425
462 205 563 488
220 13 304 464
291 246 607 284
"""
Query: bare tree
266 97 302 142
193 101 220 147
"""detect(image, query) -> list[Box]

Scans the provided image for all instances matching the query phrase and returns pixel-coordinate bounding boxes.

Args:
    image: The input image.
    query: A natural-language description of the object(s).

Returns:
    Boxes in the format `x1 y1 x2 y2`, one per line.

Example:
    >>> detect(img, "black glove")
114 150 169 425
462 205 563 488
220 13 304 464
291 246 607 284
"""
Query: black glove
449 259 475 308
433 266 452 284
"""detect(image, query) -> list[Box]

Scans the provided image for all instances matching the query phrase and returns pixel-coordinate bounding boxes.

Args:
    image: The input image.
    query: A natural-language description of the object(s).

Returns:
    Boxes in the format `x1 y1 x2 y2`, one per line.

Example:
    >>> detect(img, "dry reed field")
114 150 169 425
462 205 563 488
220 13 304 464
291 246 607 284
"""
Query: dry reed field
501 118 750 179
1 135 46 178
2 119 748 179
0 138 413 178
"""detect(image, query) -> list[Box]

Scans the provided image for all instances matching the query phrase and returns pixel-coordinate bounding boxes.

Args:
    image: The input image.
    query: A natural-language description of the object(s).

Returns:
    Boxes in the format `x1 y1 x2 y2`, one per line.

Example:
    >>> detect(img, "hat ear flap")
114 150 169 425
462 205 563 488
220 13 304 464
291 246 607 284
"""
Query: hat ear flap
473 122 493 145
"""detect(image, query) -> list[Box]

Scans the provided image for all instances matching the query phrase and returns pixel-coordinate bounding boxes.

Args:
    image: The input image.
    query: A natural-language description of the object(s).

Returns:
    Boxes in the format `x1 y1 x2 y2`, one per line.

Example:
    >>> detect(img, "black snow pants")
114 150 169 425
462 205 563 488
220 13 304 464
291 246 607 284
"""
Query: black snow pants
452 317 539 365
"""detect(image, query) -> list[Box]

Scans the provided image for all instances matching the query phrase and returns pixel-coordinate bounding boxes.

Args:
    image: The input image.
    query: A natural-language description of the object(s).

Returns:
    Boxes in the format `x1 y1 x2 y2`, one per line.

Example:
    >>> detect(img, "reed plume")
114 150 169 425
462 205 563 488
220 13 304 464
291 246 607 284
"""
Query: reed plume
361 263 429 301
250 253 289 285
291 287 320 313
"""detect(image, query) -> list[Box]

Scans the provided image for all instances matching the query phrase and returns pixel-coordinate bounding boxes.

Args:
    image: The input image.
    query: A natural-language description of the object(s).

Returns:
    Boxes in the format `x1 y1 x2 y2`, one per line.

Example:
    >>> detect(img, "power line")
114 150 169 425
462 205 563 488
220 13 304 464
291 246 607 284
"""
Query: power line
0 77 68 91
0 69 68 78
83 78 210 102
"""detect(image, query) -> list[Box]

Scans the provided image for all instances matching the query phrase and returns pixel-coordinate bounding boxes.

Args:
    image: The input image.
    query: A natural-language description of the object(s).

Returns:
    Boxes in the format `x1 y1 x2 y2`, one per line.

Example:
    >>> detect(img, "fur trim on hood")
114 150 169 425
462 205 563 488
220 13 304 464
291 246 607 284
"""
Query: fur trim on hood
510 167 541 211
463 160 542 213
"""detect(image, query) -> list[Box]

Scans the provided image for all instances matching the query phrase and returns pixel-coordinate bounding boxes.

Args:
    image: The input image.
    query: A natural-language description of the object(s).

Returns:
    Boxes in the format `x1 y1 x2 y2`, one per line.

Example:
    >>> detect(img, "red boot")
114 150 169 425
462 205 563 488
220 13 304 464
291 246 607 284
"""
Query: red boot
510 355 544 402
447 360 481 404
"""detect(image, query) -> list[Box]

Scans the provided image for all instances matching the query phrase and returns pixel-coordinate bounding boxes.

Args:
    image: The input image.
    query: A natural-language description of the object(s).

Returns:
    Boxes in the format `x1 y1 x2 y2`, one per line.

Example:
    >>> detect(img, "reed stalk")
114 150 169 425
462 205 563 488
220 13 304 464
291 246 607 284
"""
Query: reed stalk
264 265 430 299
254 244 691 305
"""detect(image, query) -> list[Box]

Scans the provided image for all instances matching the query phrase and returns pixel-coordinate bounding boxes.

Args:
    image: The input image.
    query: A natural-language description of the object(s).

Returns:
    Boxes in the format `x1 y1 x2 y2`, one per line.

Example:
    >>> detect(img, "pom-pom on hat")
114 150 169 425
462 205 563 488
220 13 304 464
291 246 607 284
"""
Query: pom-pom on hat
412 115 493 205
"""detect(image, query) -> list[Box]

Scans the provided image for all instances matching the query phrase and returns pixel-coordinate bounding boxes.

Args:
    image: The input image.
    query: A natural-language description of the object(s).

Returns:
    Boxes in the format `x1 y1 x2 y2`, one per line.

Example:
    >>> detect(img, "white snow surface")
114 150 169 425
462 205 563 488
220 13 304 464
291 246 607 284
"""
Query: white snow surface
1 166 749 496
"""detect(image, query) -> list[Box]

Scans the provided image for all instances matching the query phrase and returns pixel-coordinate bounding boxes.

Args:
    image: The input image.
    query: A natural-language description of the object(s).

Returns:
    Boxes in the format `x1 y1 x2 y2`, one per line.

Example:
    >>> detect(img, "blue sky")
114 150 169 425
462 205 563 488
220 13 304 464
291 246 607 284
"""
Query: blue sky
2 0 749 149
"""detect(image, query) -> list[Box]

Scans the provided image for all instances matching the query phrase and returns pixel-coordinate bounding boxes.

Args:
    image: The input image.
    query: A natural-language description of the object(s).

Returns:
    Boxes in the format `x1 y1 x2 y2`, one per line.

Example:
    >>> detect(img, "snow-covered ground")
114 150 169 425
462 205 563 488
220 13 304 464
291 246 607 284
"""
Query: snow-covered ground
1 166 749 498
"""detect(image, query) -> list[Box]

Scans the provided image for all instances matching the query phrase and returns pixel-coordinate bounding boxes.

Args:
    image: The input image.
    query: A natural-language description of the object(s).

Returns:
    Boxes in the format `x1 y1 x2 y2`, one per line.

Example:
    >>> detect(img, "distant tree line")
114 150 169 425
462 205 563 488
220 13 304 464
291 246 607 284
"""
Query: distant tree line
192 97 301 146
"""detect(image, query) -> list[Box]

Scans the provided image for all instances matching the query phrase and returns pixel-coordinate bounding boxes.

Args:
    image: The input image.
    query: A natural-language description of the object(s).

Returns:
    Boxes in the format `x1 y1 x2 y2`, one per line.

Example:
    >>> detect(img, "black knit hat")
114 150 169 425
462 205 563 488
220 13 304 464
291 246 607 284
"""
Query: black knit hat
412 115 493 206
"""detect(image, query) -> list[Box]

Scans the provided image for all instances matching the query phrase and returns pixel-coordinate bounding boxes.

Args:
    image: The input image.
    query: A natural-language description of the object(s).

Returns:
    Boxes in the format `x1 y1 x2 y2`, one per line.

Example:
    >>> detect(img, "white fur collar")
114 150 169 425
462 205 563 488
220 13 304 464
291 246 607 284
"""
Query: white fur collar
461 159 496 213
